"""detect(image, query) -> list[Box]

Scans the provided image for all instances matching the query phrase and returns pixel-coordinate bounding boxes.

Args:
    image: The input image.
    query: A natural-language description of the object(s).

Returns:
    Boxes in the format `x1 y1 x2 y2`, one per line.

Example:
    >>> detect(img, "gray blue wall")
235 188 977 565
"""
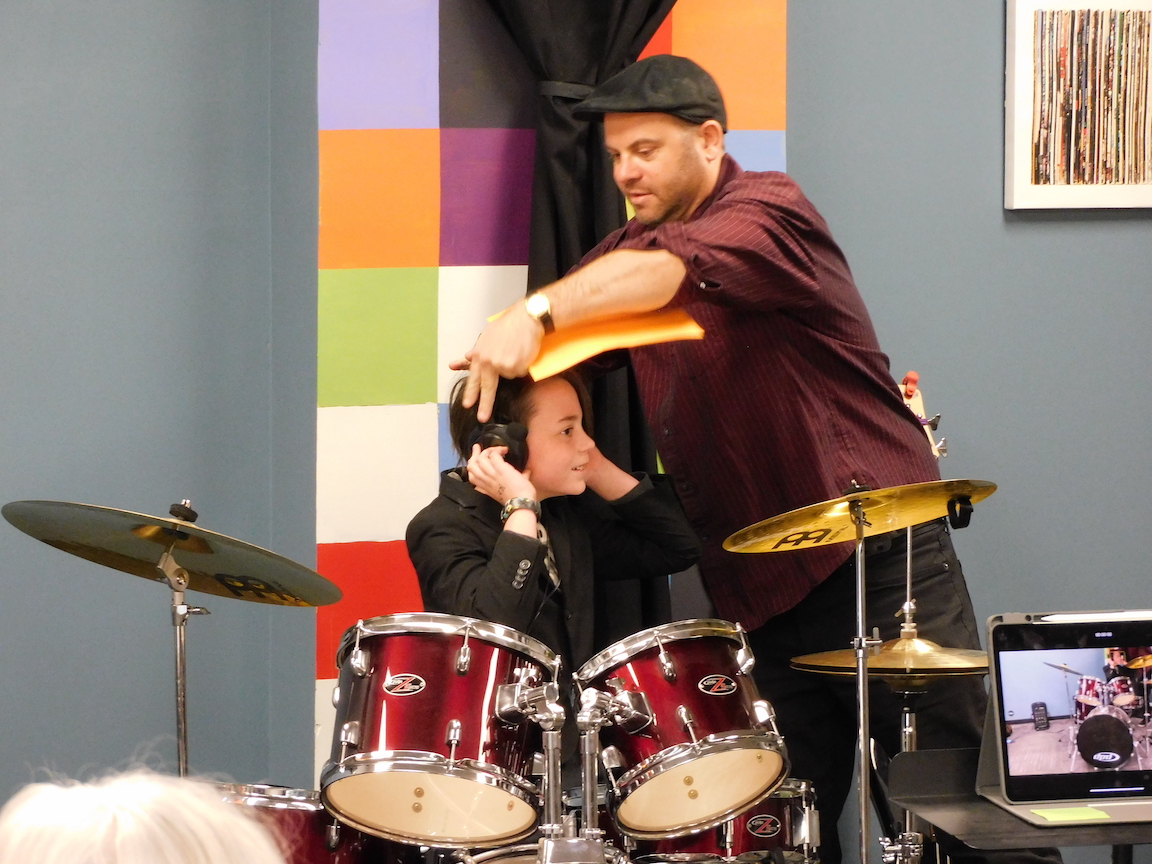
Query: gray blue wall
790 4 1151 862
0 1 318 795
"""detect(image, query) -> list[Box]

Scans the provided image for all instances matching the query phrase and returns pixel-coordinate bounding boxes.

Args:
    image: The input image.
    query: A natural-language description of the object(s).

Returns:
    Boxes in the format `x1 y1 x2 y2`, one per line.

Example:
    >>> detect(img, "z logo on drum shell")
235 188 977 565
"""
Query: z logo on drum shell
746 814 782 838
698 674 738 695
384 674 426 696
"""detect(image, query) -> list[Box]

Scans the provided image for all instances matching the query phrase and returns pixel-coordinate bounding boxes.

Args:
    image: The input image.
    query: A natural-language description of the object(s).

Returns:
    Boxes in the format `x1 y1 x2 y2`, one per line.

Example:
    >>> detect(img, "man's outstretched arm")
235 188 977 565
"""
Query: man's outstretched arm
453 248 686 422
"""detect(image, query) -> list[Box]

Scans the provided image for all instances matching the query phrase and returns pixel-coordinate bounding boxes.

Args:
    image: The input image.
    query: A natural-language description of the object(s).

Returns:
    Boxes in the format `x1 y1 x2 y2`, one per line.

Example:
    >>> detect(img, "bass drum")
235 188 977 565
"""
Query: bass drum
1076 705 1134 769
322 613 558 848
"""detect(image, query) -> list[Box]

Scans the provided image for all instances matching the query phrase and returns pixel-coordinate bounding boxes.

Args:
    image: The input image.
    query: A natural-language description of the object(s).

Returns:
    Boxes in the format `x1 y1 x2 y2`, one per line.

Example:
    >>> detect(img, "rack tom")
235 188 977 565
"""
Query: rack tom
321 613 559 848
576 619 787 839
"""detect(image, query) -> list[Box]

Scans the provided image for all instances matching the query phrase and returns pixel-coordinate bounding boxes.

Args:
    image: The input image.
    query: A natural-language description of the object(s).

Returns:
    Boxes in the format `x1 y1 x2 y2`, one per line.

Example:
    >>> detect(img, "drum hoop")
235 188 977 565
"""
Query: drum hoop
320 754 539 848
576 619 743 683
469 844 543 864
216 783 323 811
614 731 788 840
322 750 541 797
337 612 559 673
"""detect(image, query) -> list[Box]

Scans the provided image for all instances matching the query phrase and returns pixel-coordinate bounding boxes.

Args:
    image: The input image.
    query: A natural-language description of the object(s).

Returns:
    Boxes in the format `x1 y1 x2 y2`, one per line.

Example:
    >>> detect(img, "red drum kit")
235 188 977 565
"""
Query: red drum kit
3 476 997 864
1046 657 1152 771
317 614 796 864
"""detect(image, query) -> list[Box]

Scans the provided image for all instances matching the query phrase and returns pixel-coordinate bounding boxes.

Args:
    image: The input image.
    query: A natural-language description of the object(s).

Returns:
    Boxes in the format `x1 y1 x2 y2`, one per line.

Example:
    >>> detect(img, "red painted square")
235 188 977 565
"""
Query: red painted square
316 540 424 676
638 12 673 59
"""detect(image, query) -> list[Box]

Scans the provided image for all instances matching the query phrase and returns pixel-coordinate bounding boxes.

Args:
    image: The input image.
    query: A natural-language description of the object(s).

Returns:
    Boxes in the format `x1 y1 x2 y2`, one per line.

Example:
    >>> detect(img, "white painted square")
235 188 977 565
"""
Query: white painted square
314 677 338 788
437 265 529 403
316 404 440 544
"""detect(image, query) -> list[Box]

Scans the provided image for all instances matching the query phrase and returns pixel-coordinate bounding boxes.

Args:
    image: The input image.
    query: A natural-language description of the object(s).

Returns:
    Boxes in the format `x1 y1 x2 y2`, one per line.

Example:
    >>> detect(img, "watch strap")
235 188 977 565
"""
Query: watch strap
501 497 541 523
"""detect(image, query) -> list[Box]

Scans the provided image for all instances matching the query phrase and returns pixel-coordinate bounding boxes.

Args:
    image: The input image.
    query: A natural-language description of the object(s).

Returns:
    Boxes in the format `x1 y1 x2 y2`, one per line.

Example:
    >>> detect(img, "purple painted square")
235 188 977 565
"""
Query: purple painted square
319 0 439 130
440 128 535 266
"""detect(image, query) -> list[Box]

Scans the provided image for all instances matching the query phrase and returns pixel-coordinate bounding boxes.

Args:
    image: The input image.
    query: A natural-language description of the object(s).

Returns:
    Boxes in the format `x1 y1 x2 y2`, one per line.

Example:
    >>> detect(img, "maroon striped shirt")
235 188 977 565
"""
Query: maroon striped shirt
578 155 940 629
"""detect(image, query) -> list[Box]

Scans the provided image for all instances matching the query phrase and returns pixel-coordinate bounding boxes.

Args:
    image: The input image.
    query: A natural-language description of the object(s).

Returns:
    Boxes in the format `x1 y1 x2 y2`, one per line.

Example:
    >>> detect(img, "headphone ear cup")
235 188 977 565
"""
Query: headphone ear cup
505 422 529 472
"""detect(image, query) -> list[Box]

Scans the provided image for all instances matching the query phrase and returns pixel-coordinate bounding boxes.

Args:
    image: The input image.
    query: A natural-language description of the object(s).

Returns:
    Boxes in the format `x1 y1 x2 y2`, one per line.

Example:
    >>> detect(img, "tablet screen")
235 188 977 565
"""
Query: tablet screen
990 613 1152 802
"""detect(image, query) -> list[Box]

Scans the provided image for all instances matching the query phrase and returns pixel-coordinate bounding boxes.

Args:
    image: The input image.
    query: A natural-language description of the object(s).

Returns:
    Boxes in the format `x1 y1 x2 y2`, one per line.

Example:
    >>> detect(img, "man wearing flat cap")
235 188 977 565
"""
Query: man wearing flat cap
455 56 1054 864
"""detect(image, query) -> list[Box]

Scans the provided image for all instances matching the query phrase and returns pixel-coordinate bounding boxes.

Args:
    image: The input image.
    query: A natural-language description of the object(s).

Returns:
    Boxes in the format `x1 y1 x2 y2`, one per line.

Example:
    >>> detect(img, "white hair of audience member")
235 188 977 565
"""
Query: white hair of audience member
0 770 287 864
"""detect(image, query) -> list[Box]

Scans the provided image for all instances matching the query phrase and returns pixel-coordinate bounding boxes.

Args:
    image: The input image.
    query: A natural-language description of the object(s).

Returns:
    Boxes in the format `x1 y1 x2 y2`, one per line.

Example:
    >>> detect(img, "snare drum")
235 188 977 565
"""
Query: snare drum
1076 705 1134 769
321 613 559 848
1075 676 1105 722
576 620 787 839
633 779 819 864
218 784 383 864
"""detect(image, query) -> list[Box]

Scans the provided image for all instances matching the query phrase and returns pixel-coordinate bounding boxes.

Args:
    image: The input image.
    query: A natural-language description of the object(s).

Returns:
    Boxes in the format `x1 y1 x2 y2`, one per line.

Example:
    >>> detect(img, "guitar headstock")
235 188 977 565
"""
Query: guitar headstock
901 371 946 459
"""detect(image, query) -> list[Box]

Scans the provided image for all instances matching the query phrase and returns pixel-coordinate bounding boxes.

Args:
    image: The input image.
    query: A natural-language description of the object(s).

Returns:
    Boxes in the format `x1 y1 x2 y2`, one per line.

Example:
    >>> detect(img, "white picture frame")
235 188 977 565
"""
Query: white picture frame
1006 0 1152 209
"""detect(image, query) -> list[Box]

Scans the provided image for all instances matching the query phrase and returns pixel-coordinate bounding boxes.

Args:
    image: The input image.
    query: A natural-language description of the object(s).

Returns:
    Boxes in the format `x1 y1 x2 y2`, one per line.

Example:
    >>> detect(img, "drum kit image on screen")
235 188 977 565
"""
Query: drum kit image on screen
2 479 999 864
1042 657 1152 772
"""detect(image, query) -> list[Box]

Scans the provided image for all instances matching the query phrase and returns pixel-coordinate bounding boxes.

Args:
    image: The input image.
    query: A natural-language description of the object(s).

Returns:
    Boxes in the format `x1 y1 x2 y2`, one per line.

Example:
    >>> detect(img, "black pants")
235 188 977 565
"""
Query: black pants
746 520 1059 864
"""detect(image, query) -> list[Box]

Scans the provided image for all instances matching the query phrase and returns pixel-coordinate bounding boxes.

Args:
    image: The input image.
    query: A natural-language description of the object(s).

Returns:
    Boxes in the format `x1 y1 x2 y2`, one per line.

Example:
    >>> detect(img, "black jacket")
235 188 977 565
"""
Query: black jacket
405 470 701 673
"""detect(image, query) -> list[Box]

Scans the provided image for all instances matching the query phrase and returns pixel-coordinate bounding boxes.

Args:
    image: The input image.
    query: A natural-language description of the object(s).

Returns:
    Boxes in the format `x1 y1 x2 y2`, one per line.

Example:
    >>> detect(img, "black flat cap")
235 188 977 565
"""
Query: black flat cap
573 55 727 131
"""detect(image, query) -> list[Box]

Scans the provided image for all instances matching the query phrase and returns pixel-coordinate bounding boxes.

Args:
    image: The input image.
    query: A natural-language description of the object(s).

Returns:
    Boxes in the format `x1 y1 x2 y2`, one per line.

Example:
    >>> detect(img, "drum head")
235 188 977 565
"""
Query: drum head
324 769 537 847
617 745 784 837
1077 707 1134 768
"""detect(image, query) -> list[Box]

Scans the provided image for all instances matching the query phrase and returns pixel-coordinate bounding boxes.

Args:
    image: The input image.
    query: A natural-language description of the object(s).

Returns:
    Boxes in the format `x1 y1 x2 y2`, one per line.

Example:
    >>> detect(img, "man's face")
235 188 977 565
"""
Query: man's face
604 113 712 226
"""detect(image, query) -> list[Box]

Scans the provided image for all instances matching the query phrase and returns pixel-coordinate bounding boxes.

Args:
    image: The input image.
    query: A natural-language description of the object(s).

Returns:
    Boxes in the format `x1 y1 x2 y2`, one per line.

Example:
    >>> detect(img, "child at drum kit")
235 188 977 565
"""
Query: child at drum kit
406 371 701 677
308 372 811 863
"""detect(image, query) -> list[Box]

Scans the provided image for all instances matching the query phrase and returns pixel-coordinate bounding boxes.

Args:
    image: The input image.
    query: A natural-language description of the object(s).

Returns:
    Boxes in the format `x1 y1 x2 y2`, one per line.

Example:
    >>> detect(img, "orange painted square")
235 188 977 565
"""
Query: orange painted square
671 0 786 131
316 539 425 676
319 129 440 269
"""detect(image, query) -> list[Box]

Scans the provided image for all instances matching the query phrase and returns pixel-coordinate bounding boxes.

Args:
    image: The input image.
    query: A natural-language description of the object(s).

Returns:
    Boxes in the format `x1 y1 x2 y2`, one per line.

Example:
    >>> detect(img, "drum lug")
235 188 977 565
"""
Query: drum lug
531 750 547 776
330 684 340 709
752 699 779 733
601 745 626 772
349 620 369 677
338 720 360 762
735 622 756 676
325 819 341 852
349 648 370 678
446 719 463 762
456 625 472 675
677 704 700 743
656 636 677 682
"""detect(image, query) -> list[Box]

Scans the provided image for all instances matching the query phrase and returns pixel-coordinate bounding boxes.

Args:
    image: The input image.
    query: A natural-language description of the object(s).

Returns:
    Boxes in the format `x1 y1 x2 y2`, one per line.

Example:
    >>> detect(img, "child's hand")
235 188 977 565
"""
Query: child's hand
467 444 537 505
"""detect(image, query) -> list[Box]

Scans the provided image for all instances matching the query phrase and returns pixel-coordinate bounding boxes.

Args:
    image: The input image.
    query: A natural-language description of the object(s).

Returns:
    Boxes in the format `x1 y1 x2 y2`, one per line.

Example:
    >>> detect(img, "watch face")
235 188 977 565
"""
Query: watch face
526 293 548 318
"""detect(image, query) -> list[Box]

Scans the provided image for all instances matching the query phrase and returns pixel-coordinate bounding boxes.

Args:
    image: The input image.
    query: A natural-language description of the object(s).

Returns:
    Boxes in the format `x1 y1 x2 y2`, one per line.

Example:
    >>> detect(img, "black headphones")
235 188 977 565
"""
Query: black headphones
467 422 529 471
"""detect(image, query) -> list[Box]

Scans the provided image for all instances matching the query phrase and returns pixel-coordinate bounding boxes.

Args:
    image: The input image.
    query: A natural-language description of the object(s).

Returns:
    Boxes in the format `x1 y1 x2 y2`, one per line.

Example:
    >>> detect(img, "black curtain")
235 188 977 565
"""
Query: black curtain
485 0 678 647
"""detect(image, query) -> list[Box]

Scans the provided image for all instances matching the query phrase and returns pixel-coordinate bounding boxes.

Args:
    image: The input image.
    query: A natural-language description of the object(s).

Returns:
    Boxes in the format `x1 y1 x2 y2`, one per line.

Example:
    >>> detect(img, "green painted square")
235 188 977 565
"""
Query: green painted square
319 268 438 407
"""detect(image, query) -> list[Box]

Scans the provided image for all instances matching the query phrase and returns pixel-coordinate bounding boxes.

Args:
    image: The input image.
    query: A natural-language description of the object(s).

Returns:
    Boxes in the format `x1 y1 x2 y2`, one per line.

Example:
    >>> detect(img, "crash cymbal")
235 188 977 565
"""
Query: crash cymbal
1127 655 1152 670
724 479 997 554
2 500 341 607
792 637 989 680
1043 661 1084 675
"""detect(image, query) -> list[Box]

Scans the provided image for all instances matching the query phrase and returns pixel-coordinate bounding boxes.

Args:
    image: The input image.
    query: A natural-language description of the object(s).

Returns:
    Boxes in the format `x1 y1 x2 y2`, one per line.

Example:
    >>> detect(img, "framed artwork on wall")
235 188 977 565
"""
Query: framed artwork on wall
1006 0 1152 208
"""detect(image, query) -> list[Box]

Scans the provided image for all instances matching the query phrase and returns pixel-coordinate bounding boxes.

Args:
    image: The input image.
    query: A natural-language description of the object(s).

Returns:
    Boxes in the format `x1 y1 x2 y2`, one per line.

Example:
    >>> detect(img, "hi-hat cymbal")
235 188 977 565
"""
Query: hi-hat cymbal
792 637 989 681
1127 655 1152 670
2 500 341 607
724 479 997 554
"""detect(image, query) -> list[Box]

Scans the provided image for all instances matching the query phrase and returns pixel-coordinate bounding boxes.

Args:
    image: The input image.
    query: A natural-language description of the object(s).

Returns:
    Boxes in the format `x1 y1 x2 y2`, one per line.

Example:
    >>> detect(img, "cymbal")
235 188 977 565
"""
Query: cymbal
1043 661 1084 675
724 479 996 554
2 500 341 607
1127 655 1152 670
792 637 989 680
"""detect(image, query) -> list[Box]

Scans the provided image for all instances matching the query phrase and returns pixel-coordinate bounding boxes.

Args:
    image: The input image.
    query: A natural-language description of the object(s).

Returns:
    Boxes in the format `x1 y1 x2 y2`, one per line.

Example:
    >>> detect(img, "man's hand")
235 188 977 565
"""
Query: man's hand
452 301 544 423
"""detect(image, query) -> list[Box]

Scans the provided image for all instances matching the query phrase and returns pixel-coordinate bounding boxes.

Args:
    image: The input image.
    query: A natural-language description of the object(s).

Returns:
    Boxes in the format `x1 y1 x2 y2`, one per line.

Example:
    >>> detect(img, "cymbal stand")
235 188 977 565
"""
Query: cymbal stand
849 490 882 864
877 526 926 864
155 542 209 777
